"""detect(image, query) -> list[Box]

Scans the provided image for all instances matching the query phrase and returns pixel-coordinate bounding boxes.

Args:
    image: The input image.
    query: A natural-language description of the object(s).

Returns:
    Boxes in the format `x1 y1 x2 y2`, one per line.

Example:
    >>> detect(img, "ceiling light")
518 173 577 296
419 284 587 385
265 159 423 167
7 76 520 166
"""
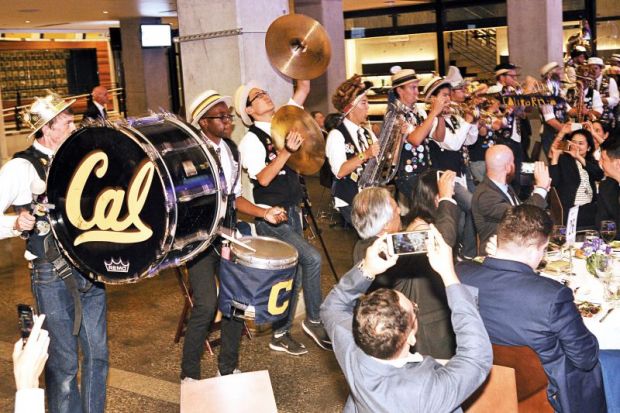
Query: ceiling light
103 10 109 14
25 20 31 23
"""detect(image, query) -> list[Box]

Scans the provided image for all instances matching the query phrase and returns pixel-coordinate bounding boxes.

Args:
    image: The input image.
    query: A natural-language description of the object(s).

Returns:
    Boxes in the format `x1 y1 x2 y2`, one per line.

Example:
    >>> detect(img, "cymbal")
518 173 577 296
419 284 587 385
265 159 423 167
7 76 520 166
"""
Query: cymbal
265 14 332 80
271 105 325 175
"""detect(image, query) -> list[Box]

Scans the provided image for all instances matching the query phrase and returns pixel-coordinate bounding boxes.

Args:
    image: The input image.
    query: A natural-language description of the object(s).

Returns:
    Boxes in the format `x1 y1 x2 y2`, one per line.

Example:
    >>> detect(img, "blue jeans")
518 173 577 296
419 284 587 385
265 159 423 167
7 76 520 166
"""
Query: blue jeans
31 262 108 413
255 205 322 335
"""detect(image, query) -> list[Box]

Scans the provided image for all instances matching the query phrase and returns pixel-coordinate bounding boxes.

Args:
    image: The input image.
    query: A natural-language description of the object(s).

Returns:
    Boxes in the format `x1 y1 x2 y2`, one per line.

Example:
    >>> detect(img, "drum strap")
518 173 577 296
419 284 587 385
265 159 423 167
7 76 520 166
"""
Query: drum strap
43 231 90 336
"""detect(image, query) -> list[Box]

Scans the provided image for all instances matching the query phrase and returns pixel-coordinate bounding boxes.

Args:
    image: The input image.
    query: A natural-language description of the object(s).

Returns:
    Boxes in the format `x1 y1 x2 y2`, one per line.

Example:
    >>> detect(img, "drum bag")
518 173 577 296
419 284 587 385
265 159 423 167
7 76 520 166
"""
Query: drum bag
218 258 295 324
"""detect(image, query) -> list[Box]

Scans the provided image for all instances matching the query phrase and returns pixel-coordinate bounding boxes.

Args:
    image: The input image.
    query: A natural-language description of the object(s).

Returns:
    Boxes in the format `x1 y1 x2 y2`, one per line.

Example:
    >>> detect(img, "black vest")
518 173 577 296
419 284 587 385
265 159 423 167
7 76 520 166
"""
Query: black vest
396 108 431 177
429 117 467 176
331 123 371 205
12 146 51 258
221 137 239 229
468 128 495 162
248 125 303 207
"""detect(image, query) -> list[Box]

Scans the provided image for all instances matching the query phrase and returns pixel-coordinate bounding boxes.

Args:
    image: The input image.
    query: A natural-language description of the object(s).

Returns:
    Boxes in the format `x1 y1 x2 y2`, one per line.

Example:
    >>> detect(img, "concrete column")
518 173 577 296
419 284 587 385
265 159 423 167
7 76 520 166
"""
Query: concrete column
176 0 290 140
119 18 172 116
0 86 7 166
294 0 346 114
507 0 563 78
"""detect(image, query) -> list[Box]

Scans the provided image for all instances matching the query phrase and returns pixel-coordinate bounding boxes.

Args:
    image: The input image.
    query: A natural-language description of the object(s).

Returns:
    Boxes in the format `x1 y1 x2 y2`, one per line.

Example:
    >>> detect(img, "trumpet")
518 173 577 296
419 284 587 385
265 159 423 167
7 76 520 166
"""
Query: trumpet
522 76 553 95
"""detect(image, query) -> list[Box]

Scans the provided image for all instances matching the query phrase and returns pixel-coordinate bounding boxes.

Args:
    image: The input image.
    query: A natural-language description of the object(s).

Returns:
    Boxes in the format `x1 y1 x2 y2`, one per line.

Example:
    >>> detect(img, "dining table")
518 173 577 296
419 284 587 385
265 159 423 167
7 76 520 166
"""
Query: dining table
541 246 620 413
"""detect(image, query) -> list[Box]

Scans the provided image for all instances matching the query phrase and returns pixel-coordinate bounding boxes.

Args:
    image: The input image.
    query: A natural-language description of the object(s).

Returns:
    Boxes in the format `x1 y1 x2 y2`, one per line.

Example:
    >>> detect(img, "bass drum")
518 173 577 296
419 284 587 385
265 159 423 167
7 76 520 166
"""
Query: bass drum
46 114 226 284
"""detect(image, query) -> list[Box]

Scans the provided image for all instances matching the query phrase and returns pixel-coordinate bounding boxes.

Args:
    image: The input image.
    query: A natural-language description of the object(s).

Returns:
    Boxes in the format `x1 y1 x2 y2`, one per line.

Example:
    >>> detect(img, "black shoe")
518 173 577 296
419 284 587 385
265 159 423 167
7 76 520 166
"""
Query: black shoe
269 333 308 356
302 320 332 351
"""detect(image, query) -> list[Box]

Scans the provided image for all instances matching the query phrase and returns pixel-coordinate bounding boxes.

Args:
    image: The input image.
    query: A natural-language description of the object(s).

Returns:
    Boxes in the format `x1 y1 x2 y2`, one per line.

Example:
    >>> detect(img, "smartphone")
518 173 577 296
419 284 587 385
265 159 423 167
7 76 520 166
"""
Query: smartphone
17 304 34 340
557 140 571 152
520 162 535 175
436 170 445 181
570 123 583 131
387 231 429 255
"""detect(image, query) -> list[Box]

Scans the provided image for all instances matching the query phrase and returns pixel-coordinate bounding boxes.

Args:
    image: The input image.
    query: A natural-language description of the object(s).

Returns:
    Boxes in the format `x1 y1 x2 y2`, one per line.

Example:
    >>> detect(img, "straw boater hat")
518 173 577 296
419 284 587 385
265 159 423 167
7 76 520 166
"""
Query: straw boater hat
610 54 620 64
390 68 419 89
587 57 605 67
187 90 232 127
234 80 263 127
22 92 75 138
494 62 518 77
571 45 588 59
332 74 373 115
422 76 450 102
541 61 561 77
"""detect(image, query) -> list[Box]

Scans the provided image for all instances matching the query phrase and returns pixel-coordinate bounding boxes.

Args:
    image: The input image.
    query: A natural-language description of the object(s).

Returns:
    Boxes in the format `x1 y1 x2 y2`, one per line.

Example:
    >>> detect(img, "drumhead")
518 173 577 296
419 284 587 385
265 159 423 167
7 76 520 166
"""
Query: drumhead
46 115 225 284
231 236 298 270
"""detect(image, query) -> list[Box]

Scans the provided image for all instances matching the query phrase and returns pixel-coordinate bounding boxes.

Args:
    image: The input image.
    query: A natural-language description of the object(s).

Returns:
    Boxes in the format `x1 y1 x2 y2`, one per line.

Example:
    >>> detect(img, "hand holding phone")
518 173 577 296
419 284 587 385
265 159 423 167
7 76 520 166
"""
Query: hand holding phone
361 235 398 277
13 314 49 391
557 140 571 152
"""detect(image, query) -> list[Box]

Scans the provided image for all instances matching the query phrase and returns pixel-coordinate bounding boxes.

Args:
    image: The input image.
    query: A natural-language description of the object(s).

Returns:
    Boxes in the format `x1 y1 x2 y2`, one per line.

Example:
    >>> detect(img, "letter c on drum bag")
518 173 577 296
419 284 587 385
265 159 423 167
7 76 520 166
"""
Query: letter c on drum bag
267 279 294 315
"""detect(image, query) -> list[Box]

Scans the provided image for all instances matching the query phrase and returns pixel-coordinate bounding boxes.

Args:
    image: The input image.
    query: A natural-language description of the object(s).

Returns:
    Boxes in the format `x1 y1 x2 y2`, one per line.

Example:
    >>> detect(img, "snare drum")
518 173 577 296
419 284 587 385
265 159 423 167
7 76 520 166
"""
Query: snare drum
46 114 226 284
218 236 298 324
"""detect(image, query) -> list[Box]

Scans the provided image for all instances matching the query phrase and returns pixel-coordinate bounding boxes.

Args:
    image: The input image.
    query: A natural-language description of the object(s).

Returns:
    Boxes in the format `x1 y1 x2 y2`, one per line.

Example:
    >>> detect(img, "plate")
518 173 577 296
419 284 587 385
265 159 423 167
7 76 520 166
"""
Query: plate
576 301 602 318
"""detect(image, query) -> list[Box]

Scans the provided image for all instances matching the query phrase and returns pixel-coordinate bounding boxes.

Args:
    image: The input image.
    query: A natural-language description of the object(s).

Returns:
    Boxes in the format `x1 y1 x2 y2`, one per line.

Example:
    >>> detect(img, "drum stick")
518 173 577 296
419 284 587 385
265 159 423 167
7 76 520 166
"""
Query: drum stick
219 232 257 253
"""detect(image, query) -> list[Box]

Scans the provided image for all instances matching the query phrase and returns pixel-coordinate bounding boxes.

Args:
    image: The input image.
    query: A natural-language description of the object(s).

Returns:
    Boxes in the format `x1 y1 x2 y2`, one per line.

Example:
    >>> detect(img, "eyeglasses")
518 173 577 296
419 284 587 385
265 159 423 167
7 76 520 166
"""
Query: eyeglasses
204 114 234 122
247 90 268 106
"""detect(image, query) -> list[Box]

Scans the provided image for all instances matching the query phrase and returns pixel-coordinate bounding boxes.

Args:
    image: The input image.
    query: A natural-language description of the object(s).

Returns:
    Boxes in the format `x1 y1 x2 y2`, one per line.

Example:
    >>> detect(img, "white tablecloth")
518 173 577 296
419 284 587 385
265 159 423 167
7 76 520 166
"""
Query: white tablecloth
541 254 620 350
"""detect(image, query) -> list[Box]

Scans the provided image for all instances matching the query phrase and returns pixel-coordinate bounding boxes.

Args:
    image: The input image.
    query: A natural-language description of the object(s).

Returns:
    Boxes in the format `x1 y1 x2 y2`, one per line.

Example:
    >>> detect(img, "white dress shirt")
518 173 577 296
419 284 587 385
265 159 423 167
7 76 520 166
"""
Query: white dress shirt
203 133 241 198
595 75 619 109
0 141 53 253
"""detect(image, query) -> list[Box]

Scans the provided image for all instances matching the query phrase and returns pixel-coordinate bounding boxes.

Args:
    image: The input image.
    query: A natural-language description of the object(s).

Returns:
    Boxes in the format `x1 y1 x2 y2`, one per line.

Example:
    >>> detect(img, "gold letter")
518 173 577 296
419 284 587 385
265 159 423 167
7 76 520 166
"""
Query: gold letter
267 280 294 315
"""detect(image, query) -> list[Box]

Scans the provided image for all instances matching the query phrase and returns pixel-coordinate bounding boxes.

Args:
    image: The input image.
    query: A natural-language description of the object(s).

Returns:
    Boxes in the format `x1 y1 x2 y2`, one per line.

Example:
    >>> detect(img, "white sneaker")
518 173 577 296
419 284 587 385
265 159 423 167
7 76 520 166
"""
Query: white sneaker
216 368 242 376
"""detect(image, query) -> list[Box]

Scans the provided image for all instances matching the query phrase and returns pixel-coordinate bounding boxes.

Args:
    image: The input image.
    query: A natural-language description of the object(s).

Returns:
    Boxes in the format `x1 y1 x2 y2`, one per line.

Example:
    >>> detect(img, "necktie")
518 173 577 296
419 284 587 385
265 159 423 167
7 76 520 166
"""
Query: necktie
103 108 107 119
358 129 369 152
507 186 520 206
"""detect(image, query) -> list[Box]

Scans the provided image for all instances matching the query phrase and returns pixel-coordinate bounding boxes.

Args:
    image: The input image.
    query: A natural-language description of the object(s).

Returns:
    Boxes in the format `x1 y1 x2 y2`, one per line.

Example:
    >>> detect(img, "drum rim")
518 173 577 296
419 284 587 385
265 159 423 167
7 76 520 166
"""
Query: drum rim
231 235 299 269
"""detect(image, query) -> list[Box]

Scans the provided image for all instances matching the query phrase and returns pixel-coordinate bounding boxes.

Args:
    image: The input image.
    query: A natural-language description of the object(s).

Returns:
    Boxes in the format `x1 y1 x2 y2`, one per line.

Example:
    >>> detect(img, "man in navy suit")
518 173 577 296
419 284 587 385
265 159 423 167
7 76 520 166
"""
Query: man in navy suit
457 205 606 413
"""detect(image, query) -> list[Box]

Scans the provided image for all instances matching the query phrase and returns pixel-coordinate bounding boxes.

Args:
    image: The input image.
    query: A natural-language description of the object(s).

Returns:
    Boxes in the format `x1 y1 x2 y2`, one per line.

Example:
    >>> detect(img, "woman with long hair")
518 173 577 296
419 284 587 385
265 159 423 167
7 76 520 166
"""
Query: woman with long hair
549 125 604 228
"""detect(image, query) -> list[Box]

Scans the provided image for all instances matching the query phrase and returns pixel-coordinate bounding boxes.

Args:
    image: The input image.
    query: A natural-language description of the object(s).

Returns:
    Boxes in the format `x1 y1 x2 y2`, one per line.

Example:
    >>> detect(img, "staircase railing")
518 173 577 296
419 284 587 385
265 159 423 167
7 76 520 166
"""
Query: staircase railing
448 29 498 79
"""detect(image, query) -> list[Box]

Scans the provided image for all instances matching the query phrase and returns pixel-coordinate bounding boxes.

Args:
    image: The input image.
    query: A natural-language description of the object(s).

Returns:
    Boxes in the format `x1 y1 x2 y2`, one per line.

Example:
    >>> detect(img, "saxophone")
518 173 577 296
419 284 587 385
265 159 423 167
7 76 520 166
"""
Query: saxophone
358 103 406 189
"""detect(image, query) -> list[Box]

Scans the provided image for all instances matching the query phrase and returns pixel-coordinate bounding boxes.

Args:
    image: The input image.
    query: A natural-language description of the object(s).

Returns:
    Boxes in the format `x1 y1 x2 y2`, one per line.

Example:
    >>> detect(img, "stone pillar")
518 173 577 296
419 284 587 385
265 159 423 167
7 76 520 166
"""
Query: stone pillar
507 0 563 78
119 18 172 116
176 0 291 140
294 0 347 114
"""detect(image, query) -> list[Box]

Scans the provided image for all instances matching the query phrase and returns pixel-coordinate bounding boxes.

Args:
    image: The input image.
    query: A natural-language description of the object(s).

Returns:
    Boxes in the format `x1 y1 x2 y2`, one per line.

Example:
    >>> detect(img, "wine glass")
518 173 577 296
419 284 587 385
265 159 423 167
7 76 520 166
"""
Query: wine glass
596 255 612 279
551 225 567 260
600 221 617 243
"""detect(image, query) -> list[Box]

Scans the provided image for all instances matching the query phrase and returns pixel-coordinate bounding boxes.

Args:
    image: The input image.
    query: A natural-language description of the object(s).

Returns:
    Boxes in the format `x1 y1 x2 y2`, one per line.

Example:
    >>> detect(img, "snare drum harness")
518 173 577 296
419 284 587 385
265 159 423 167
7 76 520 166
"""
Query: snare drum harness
13 146 88 335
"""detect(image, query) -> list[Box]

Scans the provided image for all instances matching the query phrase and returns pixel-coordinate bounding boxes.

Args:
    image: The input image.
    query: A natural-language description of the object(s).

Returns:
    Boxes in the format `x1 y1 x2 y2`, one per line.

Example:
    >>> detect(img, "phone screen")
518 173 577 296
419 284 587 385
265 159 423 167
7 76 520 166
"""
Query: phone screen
520 162 535 174
390 231 429 255
17 304 34 340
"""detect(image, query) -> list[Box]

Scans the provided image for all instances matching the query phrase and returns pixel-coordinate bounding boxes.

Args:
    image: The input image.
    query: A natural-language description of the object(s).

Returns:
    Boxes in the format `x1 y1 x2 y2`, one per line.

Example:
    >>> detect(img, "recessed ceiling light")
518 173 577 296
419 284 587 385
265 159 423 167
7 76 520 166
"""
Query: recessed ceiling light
103 10 109 14
25 20 31 23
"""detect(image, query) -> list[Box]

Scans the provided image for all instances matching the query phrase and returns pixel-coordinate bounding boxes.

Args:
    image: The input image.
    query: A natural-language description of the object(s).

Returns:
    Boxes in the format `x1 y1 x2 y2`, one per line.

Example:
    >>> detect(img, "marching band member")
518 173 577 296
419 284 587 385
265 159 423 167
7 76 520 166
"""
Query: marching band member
0 93 108 413
588 56 619 129
564 45 588 84
567 65 604 122
425 71 478 258
325 75 379 225
539 62 572 155
389 68 448 202
181 90 288 381
235 80 331 355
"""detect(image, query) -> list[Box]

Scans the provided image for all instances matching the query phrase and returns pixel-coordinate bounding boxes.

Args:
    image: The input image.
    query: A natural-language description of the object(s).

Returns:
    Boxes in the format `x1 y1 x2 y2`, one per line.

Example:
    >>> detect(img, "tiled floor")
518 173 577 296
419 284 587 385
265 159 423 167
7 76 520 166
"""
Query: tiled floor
0 175 359 412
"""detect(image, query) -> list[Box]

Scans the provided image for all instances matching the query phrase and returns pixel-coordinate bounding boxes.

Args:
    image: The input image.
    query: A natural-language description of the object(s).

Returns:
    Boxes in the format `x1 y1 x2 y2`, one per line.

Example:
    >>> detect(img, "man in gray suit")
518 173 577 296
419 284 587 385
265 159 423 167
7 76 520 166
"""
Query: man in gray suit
472 144 550 254
321 227 492 413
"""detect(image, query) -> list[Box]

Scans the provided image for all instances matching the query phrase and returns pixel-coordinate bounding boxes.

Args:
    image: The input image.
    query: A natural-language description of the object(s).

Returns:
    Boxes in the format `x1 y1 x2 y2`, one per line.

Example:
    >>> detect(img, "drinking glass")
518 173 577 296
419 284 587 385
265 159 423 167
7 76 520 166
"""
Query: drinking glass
595 254 612 279
603 274 620 308
600 221 617 243
584 230 598 243
551 225 567 260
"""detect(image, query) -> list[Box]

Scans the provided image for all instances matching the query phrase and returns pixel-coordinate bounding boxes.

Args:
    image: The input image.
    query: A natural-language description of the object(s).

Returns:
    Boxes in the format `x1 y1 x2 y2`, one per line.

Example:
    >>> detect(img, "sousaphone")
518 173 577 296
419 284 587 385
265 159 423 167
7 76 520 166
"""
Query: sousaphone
265 13 331 175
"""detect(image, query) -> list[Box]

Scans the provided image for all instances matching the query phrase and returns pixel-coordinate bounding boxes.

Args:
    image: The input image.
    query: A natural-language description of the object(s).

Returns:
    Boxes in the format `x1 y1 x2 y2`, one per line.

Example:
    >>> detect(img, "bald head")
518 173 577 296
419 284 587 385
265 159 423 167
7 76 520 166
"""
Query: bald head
485 144 514 182
92 86 109 106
